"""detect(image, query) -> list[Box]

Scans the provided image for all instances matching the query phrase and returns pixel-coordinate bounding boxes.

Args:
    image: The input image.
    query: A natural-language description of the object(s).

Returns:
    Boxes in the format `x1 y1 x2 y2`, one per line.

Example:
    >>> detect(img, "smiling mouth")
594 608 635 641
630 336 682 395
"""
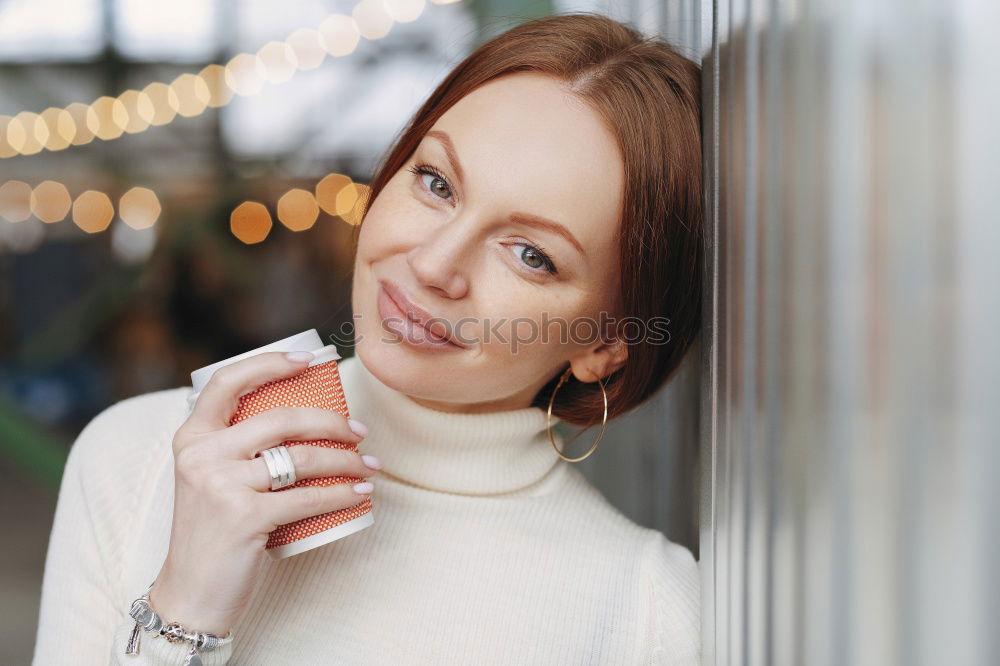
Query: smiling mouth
377 283 463 350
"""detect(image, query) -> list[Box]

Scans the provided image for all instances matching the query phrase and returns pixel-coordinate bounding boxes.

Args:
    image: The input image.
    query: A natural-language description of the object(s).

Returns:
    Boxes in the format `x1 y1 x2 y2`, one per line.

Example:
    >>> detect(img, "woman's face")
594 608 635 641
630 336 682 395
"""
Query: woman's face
352 72 628 413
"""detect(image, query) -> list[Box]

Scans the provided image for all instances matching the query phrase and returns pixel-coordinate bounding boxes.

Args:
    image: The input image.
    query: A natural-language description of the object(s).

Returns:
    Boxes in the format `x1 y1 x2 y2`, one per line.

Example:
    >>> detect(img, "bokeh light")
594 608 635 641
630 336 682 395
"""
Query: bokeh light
225 53 266 97
141 82 180 126
319 14 361 57
0 180 33 222
286 28 327 71
86 96 129 141
352 0 394 40
117 90 154 134
72 190 115 233
384 0 426 23
65 103 96 145
170 73 210 118
338 182 370 225
230 201 272 243
315 173 353 216
0 116 16 158
39 107 75 151
119 187 161 230
257 41 298 84
197 64 234 108
30 181 72 223
277 188 320 231
9 112 46 155
1 2 461 158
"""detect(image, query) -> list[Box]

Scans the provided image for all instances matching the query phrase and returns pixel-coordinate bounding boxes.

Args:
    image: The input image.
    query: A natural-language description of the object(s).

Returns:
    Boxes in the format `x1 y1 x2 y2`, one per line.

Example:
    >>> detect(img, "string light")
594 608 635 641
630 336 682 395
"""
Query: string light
319 14 361 57
230 201 272 244
286 29 327 71
231 174 370 242
384 0 428 23
72 190 115 233
0 117 16 158
117 90 153 134
9 112 45 155
0 0 465 158
197 64 234 108
1 172 367 247
0 179 164 239
0 180 32 222
65 103 96 145
171 73 211 118
277 188 320 231
315 173 353 216
351 0 395 40
257 41 298 84
39 107 75 151
119 187 161 229
30 181 72 223
86 96 128 141
141 82 179 126
334 182 369 224
224 52 267 97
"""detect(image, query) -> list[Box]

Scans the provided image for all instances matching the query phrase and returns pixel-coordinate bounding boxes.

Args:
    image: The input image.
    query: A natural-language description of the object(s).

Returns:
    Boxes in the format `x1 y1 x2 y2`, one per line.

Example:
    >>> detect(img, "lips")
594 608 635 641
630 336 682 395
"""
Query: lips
378 279 465 348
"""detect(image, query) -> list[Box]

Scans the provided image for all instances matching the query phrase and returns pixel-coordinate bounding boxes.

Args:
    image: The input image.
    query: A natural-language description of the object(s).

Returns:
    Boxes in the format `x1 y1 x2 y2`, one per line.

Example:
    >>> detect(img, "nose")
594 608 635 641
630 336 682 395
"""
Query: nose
406 220 471 299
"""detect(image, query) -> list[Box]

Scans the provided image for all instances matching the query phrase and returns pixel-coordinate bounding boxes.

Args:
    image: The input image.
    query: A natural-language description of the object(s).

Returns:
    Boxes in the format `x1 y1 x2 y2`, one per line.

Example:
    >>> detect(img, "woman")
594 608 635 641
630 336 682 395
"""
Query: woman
33 12 702 665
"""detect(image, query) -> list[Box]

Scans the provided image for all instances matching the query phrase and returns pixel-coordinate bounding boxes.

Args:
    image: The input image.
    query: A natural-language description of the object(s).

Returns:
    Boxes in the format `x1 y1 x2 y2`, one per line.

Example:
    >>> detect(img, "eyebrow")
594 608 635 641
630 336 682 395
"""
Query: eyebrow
423 129 586 258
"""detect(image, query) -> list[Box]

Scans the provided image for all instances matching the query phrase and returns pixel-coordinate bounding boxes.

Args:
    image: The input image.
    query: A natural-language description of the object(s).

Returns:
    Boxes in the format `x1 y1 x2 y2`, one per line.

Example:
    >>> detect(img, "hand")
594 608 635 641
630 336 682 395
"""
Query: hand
148 351 379 636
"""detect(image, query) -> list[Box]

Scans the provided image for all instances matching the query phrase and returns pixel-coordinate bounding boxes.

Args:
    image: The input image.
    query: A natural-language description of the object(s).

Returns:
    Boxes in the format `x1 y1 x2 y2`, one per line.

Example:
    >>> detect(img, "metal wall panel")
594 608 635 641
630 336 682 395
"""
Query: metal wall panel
701 1 1000 664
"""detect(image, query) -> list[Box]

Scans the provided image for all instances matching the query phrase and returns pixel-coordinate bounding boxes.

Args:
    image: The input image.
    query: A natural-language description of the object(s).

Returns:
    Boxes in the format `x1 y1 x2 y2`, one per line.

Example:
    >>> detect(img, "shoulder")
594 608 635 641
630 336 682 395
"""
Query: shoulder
557 466 700 659
67 386 192 479
568 468 699 596
636 526 700 663
556 465 700 589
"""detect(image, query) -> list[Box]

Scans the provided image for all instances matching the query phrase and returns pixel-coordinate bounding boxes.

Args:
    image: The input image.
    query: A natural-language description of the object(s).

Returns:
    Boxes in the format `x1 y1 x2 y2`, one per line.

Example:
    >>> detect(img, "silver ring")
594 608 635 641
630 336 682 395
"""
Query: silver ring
276 445 297 487
261 445 297 491
260 448 280 486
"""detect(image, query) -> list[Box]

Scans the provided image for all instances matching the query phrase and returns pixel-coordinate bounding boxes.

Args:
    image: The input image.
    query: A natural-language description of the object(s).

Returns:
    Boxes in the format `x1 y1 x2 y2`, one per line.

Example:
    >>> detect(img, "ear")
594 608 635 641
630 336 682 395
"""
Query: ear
567 339 628 383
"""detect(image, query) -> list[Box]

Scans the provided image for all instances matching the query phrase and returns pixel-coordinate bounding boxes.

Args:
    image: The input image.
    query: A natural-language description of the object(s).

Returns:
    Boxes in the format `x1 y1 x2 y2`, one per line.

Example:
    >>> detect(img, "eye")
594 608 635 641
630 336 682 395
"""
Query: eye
510 242 558 275
407 163 454 203
406 161 557 276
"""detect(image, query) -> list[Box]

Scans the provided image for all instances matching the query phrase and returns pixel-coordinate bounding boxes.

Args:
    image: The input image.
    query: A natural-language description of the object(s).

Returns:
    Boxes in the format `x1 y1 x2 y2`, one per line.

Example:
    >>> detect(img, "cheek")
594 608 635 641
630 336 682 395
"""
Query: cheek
358 186 433 257
473 295 594 357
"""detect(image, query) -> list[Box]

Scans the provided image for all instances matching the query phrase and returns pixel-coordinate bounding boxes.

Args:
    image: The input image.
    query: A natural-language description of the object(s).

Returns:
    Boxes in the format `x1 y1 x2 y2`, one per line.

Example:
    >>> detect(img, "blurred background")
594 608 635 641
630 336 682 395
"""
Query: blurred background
0 1 706 663
13 1 998 665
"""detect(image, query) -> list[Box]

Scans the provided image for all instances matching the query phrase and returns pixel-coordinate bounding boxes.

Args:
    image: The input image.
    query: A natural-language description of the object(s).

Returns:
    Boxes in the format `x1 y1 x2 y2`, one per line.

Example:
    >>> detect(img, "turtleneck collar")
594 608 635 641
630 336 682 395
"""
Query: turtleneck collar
336 353 566 496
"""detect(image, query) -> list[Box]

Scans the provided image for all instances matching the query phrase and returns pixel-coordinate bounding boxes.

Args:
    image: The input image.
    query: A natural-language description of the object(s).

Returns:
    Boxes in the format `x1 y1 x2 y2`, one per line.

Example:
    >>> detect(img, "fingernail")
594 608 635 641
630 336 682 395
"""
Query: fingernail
285 351 314 362
361 454 381 470
348 419 368 437
353 482 374 494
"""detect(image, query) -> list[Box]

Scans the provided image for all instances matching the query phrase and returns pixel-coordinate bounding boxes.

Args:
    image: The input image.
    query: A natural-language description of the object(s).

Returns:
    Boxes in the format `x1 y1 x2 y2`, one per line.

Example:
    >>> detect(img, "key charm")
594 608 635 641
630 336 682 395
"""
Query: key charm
125 622 142 655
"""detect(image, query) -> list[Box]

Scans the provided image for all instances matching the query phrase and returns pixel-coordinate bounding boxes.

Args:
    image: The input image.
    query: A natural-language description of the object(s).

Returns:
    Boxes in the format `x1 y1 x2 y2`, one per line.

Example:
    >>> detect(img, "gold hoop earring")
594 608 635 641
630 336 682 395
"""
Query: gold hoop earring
546 366 609 463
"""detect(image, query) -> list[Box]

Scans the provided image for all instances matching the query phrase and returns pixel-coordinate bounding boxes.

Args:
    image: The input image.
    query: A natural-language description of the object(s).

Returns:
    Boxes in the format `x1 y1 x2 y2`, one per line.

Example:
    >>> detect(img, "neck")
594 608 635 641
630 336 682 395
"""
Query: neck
335 353 567 496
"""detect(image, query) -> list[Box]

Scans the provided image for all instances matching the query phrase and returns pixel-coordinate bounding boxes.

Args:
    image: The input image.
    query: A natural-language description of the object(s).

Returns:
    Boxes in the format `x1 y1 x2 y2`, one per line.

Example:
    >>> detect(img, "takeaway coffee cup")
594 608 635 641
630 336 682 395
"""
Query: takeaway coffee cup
187 329 374 559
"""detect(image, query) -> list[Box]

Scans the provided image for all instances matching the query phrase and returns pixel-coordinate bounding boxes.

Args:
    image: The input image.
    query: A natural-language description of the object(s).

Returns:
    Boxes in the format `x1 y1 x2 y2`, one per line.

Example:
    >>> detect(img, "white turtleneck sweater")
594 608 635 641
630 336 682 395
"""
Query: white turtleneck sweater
33 353 700 665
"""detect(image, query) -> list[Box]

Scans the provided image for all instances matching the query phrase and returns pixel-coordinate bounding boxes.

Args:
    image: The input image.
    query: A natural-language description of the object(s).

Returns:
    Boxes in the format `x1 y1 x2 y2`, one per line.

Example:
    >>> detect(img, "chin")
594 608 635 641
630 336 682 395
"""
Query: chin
354 312 452 399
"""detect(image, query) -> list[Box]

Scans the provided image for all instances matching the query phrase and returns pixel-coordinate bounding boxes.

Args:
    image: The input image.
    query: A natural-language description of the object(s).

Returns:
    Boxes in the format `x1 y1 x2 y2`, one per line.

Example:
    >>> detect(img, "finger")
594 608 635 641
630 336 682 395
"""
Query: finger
262 478 373 529
217 406 364 460
244 444 377 493
186 351 316 433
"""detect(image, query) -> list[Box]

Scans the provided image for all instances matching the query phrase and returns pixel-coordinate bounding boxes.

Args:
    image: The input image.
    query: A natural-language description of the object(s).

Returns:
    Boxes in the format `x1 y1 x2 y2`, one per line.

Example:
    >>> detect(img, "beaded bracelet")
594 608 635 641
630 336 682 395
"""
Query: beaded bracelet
124 580 233 665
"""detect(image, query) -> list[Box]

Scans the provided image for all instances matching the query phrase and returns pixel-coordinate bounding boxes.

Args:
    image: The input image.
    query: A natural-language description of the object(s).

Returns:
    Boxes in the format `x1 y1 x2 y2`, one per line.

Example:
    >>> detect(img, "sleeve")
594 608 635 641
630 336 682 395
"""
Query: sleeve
639 531 701 666
31 397 234 666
